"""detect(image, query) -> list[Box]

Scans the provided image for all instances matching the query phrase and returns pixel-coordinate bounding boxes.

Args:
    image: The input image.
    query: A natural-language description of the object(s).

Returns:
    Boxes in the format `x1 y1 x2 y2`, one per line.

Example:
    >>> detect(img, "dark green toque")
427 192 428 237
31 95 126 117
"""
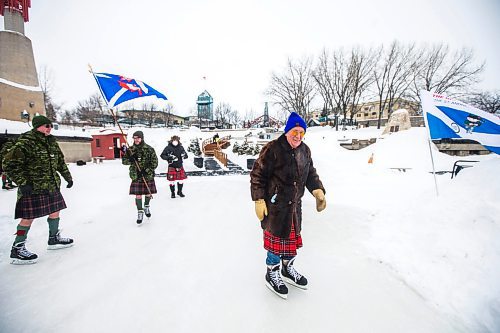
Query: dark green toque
32 115 52 129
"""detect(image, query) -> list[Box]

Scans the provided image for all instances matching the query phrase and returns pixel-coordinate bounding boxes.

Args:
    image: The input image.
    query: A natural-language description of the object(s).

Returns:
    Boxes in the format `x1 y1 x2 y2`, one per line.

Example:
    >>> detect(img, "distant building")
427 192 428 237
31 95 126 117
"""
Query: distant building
90 128 126 160
197 91 213 121
0 1 45 122
347 98 421 127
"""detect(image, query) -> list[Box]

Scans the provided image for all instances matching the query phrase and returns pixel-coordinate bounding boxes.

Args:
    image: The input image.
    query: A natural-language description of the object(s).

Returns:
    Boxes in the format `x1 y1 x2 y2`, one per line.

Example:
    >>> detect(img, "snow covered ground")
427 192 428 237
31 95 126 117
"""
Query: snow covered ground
0 126 499 333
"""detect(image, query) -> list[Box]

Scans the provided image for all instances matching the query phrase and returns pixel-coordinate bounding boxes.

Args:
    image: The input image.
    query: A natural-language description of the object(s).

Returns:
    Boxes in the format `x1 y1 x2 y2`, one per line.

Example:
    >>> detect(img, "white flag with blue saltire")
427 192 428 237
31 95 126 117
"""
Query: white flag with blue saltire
420 90 500 154
93 72 167 108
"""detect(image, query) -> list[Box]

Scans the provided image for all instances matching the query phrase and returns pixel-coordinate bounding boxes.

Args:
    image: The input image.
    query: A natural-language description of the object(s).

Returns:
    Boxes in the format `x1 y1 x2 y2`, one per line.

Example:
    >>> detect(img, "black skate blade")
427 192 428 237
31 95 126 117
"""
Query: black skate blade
282 276 308 290
265 282 288 299
47 243 74 250
10 258 37 265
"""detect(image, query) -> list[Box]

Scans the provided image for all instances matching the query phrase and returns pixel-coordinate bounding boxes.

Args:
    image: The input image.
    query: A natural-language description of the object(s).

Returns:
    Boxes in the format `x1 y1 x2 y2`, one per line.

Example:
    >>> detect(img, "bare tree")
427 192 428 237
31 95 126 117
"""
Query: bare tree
411 44 484 100
373 41 417 128
140 102 159 127
313 49 354 129
74 93 105 124
267 57 316 118
162 103 174 127
467 90 500 114
38 65 60 121
214 103 233 128
348 47 378 123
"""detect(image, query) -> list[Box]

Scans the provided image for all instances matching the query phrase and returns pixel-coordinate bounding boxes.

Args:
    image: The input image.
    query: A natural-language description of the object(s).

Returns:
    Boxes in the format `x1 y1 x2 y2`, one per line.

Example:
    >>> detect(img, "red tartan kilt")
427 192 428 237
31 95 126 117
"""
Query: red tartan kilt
129 179 157 195
167 167 187 181
263 223 303 257
15 190 67 219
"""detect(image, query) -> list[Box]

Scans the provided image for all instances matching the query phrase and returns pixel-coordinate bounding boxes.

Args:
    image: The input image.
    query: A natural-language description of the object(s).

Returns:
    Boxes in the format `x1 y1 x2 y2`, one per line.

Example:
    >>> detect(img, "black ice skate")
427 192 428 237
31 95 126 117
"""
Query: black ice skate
265 264 288 299
281 258 308 289
169 185 176 198
47 231 74 250
10 241 38 265
144 205 151 218
137 210 144 224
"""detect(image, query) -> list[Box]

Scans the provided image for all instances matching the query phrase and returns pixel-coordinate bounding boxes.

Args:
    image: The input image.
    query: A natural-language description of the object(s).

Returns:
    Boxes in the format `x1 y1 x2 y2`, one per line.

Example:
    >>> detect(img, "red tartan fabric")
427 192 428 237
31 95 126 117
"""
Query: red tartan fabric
15 190 67 219
167 167 187 181
263 223 303 256
129 179 157 195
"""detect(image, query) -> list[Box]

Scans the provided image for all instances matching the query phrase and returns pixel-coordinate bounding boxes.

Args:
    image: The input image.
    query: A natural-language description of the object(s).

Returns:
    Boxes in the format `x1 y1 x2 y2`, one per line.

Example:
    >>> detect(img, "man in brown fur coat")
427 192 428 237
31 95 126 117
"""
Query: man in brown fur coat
250 111 326 299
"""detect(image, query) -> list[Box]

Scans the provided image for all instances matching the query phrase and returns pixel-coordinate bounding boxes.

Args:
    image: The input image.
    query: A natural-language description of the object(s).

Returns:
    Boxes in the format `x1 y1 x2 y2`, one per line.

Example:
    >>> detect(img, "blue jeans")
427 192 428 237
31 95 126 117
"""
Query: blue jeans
266 251 294 265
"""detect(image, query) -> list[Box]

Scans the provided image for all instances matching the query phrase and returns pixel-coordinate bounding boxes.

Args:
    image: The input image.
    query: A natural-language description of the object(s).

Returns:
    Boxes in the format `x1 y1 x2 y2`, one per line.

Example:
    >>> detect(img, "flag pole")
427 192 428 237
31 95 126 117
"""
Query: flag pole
88 65 153 198
421 91 439 197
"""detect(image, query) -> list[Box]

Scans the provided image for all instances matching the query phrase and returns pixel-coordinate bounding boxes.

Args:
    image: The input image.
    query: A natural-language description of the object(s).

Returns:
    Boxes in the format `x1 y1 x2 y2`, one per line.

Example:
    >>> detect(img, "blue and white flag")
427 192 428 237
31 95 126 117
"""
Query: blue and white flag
421 90 500 154
93 72 167 108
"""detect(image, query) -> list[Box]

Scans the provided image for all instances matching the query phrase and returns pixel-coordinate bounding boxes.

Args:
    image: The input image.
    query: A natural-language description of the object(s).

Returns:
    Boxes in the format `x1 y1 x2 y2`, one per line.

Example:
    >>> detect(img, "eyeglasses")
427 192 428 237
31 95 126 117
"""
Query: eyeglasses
290 129 305 138
45 124 53 129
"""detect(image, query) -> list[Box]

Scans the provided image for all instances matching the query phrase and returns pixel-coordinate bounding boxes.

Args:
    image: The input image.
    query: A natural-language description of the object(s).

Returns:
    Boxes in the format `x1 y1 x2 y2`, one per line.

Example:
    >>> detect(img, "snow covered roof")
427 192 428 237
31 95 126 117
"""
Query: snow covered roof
0 119 92 139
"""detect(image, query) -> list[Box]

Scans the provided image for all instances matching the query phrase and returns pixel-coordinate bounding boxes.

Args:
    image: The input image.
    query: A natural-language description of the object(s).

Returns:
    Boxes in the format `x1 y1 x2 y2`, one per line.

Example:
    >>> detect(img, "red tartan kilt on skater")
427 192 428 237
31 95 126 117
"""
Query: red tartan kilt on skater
129 179 157 195
167 167 187 181
263 223 303 257
15 190 67 219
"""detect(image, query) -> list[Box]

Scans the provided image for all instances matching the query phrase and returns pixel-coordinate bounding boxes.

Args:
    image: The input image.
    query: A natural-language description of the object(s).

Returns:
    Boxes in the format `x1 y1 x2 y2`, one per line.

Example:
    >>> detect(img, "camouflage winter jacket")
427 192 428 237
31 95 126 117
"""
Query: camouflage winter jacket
2 129 72 194
122 142 158 181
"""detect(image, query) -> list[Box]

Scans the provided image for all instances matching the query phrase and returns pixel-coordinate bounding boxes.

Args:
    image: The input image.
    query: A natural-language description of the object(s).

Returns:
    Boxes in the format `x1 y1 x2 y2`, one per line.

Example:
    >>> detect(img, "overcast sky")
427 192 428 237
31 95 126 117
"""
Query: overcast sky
2 0 499 118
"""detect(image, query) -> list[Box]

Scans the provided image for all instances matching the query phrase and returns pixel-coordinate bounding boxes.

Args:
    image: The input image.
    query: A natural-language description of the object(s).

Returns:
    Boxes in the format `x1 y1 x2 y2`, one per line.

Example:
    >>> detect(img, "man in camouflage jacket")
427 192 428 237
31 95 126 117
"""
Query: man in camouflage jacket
122 130 158 224
3 115 74 264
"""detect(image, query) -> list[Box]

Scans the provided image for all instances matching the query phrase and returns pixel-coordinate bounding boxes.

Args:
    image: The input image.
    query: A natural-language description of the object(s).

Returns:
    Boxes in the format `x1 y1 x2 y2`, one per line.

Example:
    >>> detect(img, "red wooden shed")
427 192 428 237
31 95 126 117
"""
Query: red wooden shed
91 129 127 160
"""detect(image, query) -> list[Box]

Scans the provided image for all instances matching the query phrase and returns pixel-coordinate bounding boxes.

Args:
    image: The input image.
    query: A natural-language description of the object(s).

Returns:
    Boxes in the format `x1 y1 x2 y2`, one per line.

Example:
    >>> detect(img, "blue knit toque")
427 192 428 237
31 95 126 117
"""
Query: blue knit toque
284 112 307 134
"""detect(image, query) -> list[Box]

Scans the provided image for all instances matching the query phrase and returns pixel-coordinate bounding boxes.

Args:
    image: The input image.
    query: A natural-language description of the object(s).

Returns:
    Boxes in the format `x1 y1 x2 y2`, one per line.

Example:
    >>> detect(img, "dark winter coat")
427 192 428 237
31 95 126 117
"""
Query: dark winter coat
160 142 188 169
0 139 15 172
2 129 72 195
250 134 325 238
122 141 158 181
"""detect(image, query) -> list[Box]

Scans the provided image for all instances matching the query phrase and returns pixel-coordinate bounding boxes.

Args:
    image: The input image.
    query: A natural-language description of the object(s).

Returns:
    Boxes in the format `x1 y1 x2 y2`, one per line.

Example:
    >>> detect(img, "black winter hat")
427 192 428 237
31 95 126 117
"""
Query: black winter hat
133 131 144 139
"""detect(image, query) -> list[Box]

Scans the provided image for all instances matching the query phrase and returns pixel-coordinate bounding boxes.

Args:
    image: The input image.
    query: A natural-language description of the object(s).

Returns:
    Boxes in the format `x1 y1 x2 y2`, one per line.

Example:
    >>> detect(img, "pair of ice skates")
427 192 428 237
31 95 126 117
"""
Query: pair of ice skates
10 231 74 265
265 257 308 299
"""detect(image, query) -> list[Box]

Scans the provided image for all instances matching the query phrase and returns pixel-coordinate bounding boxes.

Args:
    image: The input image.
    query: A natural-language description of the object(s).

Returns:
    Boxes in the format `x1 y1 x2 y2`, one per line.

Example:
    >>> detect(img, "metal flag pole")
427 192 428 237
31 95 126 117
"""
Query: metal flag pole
88 64 153 198
421 90 439 197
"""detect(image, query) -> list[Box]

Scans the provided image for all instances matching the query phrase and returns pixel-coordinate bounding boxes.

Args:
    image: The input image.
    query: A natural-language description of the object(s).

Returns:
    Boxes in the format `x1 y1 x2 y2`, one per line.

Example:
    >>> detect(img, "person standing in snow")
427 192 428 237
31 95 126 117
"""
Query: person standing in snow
122 131 158 224
3 115 74 264
160 135 188 198
250 111 326 299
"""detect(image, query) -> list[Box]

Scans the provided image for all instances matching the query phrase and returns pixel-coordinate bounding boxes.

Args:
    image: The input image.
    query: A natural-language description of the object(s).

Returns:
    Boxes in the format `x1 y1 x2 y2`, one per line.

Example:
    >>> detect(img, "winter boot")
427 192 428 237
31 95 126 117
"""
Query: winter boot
281 257 308 289
10 241 38 265
48 231 74 250
265 264 288 299
170 185 176 198
136 210 144 224
177 183 185 197
144 205 151 218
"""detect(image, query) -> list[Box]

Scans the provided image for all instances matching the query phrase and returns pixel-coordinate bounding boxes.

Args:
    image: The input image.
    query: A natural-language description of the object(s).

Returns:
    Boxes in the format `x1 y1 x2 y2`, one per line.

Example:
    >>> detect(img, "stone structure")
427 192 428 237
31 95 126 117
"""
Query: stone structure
382 109 412 135
0 0 45 122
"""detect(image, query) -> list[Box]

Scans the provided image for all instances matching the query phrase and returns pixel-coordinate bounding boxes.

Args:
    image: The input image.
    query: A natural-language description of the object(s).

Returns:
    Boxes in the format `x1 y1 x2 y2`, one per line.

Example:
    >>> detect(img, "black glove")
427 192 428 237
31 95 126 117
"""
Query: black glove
128 152 138 163
66 180 73 188
136 169 146 179
20 184 33 196
182 153 188 159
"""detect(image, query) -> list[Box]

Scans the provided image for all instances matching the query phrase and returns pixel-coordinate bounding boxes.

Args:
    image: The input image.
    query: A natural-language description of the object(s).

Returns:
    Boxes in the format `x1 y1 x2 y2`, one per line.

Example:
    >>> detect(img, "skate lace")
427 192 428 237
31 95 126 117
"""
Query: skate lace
17 244 34 257
56 234 71 242
138 211 144 219
270 268 285 287
287 264 303 281
144 207 150 214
